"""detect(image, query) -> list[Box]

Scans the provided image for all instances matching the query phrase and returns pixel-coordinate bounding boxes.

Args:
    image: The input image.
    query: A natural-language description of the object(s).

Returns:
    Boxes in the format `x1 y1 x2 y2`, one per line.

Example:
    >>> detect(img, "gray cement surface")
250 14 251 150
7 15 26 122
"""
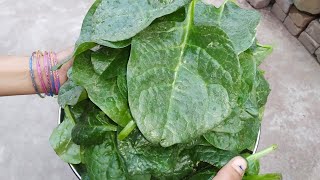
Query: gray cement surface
0 0 319 180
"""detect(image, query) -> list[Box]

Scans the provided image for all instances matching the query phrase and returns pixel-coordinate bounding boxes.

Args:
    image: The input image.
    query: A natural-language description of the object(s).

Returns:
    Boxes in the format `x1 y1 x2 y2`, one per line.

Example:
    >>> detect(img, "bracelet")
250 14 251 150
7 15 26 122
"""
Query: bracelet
48 53 56 95
44 51 53 96
51 52 60 94
29 52 45 98
35 51 48 96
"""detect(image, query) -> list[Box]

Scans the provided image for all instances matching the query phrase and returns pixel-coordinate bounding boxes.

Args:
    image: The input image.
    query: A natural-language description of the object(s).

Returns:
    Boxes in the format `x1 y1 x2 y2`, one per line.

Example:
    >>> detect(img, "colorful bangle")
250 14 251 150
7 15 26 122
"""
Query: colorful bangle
51 52 60 94
48 53 56 95
35 51 48 96
29 52 45 98
44 51 53 96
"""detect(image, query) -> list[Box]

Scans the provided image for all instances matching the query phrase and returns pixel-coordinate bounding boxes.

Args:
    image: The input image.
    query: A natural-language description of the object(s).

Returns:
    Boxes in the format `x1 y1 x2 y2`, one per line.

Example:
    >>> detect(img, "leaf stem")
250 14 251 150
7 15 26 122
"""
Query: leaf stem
64 105 76 125
247 144 277 161
118 120 136 140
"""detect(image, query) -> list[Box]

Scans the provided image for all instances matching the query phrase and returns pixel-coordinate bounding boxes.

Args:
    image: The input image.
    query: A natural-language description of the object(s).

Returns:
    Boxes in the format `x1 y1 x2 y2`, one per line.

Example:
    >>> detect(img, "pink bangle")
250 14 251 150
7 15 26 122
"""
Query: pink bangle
43 51 53 96
35 51 48 96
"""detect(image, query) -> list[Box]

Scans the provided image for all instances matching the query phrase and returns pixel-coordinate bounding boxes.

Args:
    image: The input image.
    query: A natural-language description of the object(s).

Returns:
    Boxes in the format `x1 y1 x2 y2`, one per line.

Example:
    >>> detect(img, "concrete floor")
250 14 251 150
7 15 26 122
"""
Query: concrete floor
0 0 319 180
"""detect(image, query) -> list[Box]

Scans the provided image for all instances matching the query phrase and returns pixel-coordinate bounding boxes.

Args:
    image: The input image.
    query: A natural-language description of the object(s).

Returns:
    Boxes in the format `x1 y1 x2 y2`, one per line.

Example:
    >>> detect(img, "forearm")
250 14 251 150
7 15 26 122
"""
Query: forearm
0 49 73 96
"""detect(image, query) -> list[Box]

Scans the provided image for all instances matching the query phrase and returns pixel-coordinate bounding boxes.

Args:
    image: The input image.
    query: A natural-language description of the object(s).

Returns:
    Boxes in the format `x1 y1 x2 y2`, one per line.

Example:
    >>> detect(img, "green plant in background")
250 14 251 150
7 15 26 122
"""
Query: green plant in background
50 0 281 179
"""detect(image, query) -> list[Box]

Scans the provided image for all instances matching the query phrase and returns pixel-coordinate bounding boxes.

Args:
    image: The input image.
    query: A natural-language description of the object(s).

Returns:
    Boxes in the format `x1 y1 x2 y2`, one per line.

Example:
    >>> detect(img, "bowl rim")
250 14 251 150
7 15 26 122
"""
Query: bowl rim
58 107 261 180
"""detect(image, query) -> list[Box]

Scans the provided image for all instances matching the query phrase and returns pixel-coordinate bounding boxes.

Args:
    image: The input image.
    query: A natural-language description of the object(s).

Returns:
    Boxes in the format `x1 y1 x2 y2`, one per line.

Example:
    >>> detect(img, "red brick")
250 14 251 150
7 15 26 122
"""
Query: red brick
271 3 287 22
298 31 319 54
284 16 303 36
288 6 315 28
276 0 293 13
305 20 320 44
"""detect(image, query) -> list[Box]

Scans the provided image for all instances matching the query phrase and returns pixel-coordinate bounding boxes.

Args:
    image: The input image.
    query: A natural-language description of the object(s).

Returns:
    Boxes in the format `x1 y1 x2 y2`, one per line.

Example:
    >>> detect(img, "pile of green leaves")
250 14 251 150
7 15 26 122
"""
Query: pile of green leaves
50 0 281 179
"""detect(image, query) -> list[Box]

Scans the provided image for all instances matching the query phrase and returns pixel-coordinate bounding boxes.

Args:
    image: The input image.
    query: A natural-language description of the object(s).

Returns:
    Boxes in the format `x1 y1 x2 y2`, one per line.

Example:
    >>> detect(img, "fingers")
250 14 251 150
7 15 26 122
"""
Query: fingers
213 156 247 180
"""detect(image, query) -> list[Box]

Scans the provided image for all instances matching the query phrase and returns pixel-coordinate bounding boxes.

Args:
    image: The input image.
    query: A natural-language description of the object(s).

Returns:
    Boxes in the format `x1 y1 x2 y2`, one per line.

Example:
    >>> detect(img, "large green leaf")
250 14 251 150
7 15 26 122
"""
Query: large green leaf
83 131 194 180
71 102 117 146
82 133 127 180
74 0 130 56
203 42 271 151
49 109 81 164
194 1 260 54
91 0 191 42
128 0 241 147
73 48 132 127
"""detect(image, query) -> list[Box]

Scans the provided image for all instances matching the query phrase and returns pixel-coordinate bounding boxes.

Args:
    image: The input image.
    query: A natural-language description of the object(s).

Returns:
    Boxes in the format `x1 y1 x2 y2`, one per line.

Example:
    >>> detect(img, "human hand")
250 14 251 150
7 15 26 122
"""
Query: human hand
56 47 74 86
213 156 247 180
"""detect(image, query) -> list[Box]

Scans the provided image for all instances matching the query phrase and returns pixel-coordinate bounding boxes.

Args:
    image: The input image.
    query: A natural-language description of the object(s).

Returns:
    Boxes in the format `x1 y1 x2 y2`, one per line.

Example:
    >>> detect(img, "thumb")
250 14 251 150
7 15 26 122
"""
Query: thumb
213 156 247 180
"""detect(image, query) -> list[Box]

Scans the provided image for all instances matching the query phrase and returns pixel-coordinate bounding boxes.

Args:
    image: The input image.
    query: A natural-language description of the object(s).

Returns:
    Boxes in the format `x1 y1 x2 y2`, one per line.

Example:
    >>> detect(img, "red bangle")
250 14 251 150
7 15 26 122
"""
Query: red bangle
35 51 48 96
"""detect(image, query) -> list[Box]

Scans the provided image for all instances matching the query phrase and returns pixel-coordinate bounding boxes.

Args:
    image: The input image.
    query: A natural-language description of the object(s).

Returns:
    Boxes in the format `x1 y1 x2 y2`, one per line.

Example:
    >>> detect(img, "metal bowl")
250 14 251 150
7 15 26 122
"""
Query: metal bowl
58 108 261 180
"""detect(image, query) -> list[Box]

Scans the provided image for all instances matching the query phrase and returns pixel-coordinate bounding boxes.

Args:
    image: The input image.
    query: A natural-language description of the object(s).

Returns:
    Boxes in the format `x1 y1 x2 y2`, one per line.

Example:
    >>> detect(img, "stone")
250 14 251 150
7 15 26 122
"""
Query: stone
298 31 320 54
271 3 287 22
293 0 320 15
276 0 293 13
284 16 303 36
315 48 320 62
247 0 271 8
305 20 320 44
288 6 315 28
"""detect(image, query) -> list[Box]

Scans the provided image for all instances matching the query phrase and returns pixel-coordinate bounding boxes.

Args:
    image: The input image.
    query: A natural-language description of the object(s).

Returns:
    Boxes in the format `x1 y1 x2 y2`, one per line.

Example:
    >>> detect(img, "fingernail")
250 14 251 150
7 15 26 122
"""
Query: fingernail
231 157 247 176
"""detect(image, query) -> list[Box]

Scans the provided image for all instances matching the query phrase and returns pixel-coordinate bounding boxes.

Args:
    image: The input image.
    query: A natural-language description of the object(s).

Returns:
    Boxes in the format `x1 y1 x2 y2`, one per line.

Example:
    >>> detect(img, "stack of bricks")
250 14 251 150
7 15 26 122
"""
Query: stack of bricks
272 0 315 36
299 20 320 62
270 0 320 63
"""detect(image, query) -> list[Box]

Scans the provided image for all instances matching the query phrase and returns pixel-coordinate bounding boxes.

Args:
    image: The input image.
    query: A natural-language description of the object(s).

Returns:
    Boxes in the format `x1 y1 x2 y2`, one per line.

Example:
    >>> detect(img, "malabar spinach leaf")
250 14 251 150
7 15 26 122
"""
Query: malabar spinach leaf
74 0 130 56
73 48 132 127
128 0 241 147
58 79 87 107
49 107 81 164
72 102 117 146
194 1 261 54
91 0 191 42
83 131 194 180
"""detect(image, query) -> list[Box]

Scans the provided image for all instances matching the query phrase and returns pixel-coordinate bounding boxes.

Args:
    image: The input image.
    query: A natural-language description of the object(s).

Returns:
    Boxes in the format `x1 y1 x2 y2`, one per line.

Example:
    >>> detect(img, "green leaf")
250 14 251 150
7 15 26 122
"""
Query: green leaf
204 112 260 152
186 145 238 168
246 145 278 176
187 169 216 180
252 43 273 66
83 131 194 180
73 48 132 127
203 42 271 151
243 173 282 180
83 133 127 180
194 1 260 54
74 0 130 56
91 0 191 42
58 80 87 107
256 70 271 108
118 131 194 179
49 112 81 164
71 102 117 146
128 0 241 147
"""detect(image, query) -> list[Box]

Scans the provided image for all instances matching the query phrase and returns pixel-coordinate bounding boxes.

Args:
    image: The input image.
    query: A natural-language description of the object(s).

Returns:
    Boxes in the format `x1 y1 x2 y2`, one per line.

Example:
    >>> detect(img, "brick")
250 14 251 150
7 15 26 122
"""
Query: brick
288 6 315 28
305 20 320 44
271 3 287 22
294 0 320 15
316 48 320 62
284 16 303 36
298 31 320 54
276 0 293 13
247 0 271 9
